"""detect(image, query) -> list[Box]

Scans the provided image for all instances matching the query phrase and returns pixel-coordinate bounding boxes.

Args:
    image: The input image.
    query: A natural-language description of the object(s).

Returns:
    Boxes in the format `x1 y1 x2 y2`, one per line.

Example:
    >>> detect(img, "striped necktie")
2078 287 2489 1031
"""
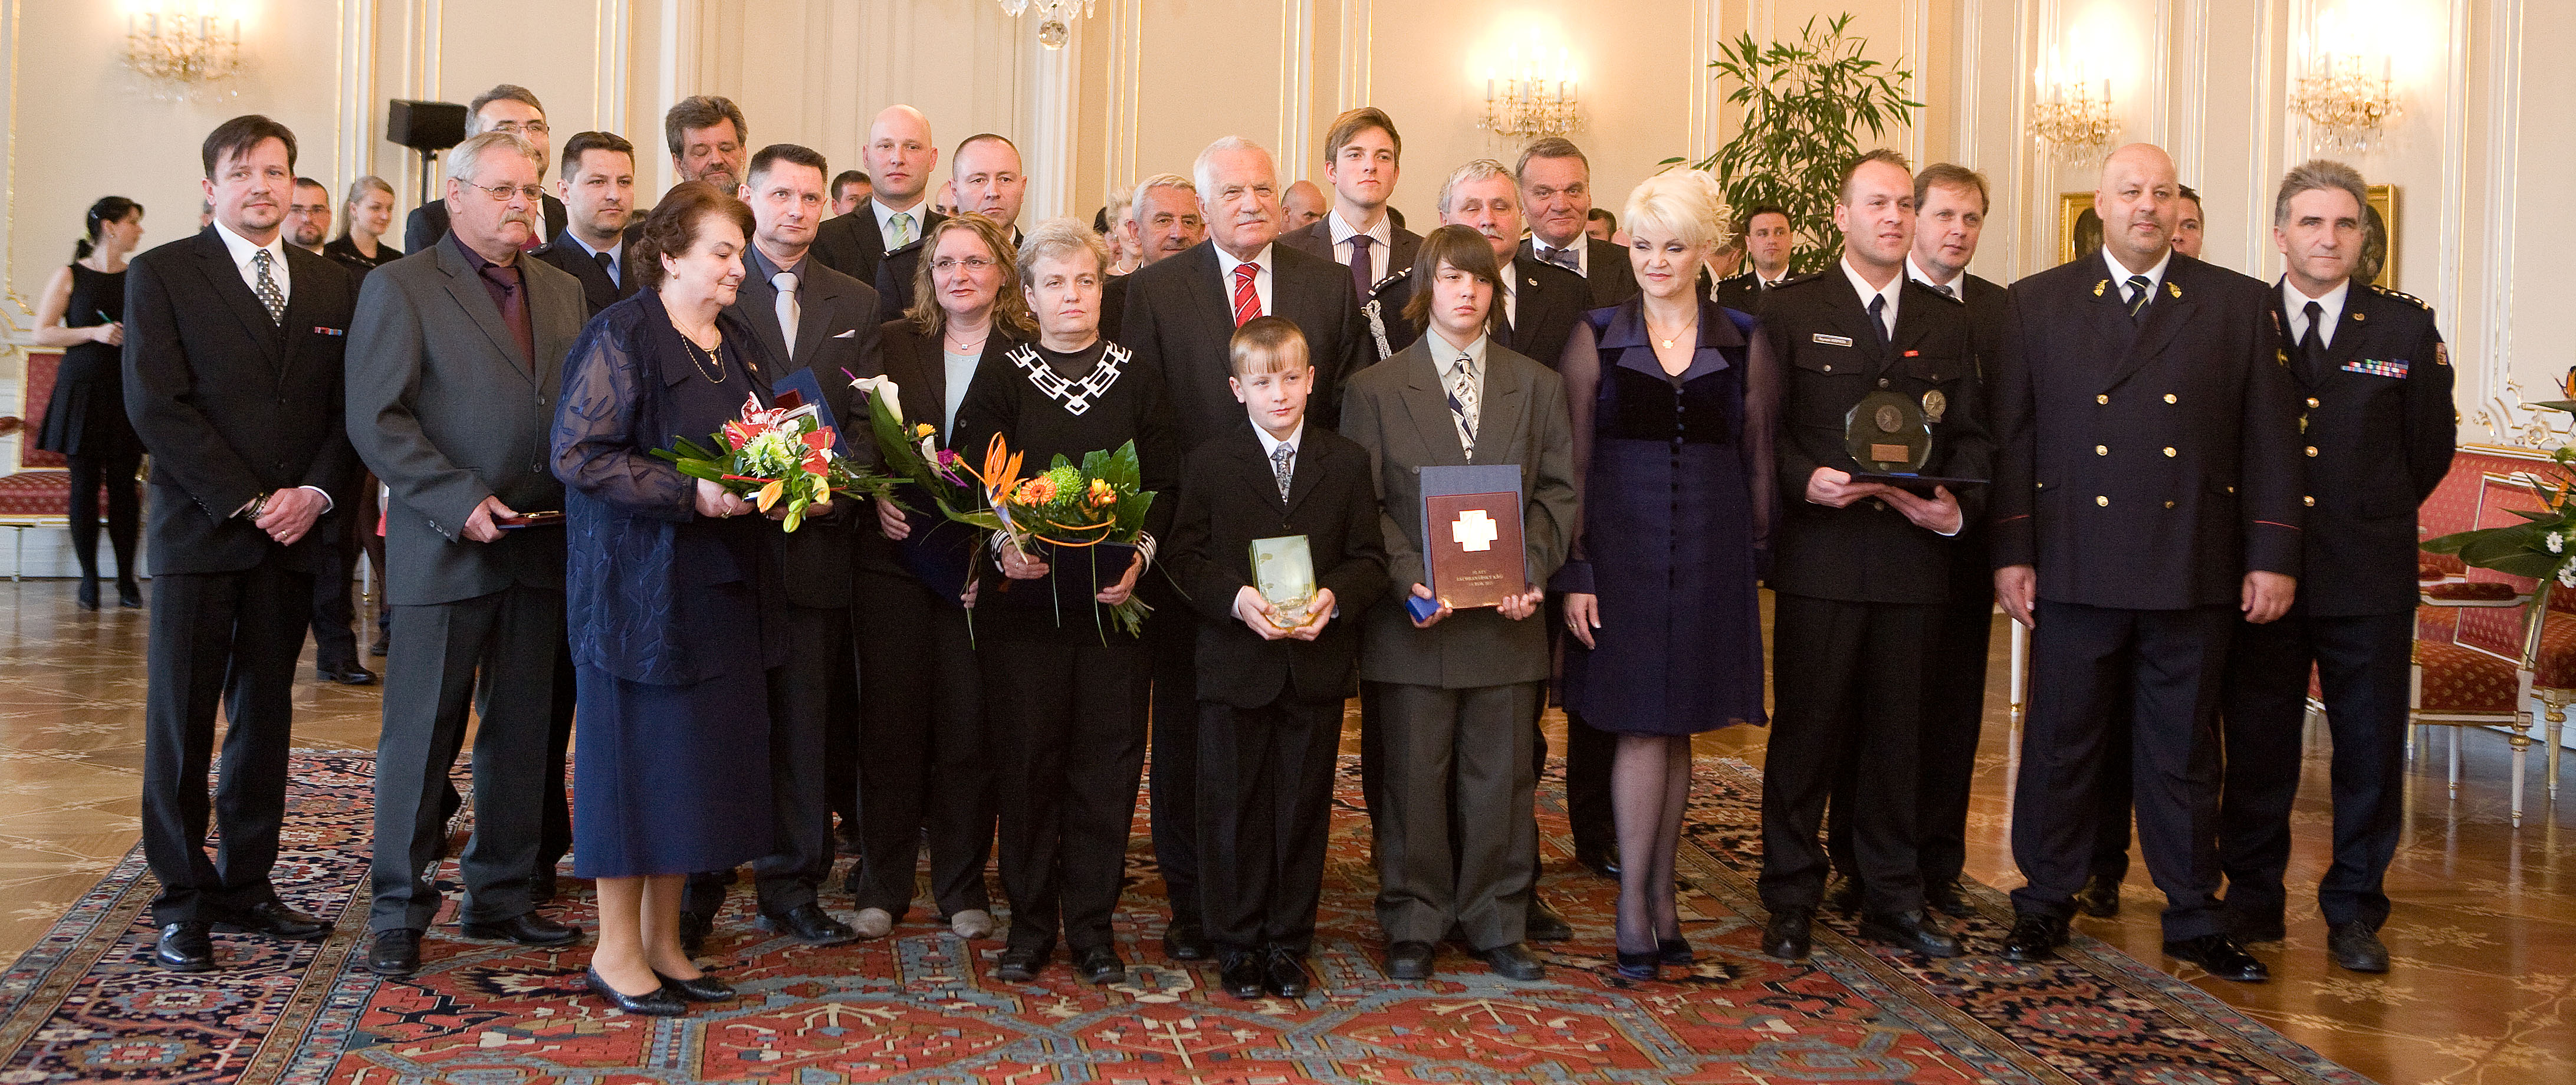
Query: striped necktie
1232 262 1261 327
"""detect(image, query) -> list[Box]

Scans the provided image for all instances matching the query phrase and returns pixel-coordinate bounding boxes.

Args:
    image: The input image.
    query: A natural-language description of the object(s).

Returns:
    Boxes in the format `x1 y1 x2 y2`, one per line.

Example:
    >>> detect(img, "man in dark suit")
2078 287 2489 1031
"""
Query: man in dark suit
125 115 357 971
1100 173 1203 337
1711 205 1797 311
1277 108 1420 357
346 131 588 975
405 86 568 252
1118 135 1372 962
1989 143 2301 983
879 133 1024 315
534 130 639 317
1755 150 1984 962
2220 160 2453 974
811 105 944 290
679 143 884 950
1514 137 1639 308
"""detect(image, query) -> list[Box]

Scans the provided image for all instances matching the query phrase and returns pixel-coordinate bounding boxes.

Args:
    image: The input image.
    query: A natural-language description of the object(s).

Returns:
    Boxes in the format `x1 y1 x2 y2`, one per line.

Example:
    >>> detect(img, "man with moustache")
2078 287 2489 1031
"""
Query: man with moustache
1101 173 1204 336
1514 137 1638 308
405 86 567 252
347 130 588 975
812 105 944 290
1282 180 1328 231
1713 206 1797 310
285 179 332 255
665 96 748 192
534 130 640 317
1754 150 1983 961
878 133 1024 314
1280 108 1420 359
2218 160 2450 974
1120 134 1371 962
1989 143 2298 983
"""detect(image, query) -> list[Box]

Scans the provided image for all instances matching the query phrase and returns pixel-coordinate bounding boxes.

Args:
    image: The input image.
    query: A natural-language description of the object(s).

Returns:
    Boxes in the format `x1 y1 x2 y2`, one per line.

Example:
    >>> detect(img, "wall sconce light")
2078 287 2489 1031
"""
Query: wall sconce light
2027 41 2116 160
2290 10 2400 151
124 3 244 100
994 0 1094 50
1478 36 1580 139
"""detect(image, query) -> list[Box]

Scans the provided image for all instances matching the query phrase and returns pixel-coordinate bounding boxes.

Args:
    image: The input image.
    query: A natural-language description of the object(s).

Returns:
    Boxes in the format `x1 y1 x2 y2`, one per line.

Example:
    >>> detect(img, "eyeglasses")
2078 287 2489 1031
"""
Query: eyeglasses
462 181 548 202
489 120 549 135
930 257 998 272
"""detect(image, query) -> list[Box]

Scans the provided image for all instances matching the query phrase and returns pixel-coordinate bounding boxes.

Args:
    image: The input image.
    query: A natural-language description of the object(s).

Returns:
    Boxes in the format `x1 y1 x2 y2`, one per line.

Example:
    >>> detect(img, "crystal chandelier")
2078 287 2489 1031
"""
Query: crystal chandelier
996 0 1095 50
1478 42 1581 140
124 4 244 100
2290 52 2400 152
2026 44 2116 162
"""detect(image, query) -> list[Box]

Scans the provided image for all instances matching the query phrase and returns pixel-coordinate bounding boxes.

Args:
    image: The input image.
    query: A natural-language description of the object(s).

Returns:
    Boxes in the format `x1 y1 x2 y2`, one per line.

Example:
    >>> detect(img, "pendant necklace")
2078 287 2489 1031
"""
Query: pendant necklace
682 327 725 383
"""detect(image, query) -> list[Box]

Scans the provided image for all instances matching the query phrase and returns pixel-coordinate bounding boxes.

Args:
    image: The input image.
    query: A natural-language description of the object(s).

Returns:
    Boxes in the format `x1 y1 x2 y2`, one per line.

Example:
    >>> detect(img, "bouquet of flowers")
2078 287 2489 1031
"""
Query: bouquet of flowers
652 392 873 532
849 373 988 525
973 435 1159 637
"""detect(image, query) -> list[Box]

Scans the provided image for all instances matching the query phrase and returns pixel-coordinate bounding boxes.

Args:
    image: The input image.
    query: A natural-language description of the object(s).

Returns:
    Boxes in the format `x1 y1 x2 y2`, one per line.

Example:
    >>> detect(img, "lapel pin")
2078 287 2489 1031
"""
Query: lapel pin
2167 282 2182 298
2094 280 2108 297
2353 311 2366 321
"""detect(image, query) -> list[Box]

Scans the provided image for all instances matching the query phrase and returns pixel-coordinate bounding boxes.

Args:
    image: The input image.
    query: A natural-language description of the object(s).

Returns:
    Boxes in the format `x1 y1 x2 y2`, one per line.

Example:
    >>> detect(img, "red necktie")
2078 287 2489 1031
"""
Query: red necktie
1232 262 1262 327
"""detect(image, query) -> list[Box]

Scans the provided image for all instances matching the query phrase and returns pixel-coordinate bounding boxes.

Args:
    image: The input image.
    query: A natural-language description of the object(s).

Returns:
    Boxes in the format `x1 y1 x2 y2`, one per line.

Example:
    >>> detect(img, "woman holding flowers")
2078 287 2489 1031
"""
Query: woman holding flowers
950 218 1178 985
551 182 793 1016
846 212 1030 941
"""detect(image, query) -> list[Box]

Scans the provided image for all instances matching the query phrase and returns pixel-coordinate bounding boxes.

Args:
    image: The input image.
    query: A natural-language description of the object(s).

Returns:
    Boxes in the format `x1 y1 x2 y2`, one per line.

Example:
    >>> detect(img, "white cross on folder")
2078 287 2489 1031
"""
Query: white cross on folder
1451 508 1500 552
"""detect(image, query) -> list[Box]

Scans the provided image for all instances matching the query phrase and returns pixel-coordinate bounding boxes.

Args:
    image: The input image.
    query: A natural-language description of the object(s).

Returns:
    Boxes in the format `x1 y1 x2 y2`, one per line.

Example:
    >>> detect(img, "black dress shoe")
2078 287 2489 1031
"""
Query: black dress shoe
330 666 377 686
586 966 686 1015
1859 909 1965 958
155 922 213 971
1266 946 1310 997
530 872 557 906
1385 940 1435 980
117 578 142 609
2230 912 2288 944
1075 945 1126 985
2165 933 2268 982
2327 920 2390 973
1218 950 1266 998
1823 877 1864 915
369 635 389 657
1526 897 1574 942
1999 912 2069 962
1922 877 1974 918
2074 873 2122 918
1575 844 1622 880
1613 949 1659 980
367 928 421 975
1763 906 1813 961
656 969 736 1001
1477 942 1545 981
757 904 859 946
461 912 580 946
678 910 714 956
1162 922 1211 961
229 901 330 941
993 944 1049 982
1656 936 1696 966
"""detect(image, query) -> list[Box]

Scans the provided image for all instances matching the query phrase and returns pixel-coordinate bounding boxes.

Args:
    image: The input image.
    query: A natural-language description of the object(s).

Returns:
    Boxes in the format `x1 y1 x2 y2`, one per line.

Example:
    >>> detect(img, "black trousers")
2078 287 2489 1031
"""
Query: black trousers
1826 574 1995 891
1760 595 1936 915
849 571 994 919
140 561 313 925
2220 609 2413 931
1196 697 1341 954
686 604 850 916
307 532 362 672
64 448 142 581
984 635 1149 954
2090 698 2139 885
1374 681 1537 948
368 584 563 931
1147 610 1203 931
2010 600 2233 940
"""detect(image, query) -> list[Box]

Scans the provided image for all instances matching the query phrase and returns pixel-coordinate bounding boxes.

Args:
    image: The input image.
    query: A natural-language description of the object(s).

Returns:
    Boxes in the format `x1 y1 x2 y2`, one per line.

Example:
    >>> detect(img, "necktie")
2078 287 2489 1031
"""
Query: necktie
1867 293 1890 353
1232 262 1261 327
1447 352 1480 458
481 261 534 362
1541 245 1581 273
2127 274 2154 321
2300 300 2327 373
889 212 916 249
251 248 285 324
1931 281 1957 299
1348 234 1375 302
1271 443 1294 502
594 250 617 287
773 271 801 359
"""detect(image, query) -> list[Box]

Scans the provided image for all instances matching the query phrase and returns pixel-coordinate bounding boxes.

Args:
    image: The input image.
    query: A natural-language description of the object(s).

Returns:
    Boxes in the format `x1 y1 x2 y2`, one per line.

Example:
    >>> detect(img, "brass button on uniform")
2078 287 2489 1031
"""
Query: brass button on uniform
2163 446 2177 457
2226 485 2237 494
2304 495 2317 506
2164 393 2178 403
1822 364 1832 372
2097 394 2110 405
2095 495 2110 507
2306 397 2321 407
1878 378 1890 388
2164 500 2177 508
2095 445 2109 455
2305 446 2319 457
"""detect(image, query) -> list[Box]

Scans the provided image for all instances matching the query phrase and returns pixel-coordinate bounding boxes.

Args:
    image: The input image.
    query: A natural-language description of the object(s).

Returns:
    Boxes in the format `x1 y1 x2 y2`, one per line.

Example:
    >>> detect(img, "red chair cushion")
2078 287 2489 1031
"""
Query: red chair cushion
0 471 70 518
2424 581 2520 602
2416 640 2519 713
18 353 63 470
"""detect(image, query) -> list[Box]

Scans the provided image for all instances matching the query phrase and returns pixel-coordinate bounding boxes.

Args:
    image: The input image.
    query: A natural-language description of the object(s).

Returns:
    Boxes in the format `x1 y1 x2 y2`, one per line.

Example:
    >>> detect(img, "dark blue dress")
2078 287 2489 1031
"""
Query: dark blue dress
1550 298 1777 735
552 291 786 878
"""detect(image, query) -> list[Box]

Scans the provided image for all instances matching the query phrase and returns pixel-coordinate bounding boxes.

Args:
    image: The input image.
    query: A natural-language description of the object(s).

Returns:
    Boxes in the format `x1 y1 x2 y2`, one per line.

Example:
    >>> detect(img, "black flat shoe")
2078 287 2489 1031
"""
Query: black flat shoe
1656 937 1696 965
1613 948 1659 981
367 928 421 975
117 578 142 609
1265 946 1310 998
1859 909 1964 958
1218 950 1266 998
1384 939 1435 980
1075 945 1126 985
993 945 1049 982
1526 898 1574 942
587 967 686 1015
1999 912 2069 962
1162 922 1211 961
756 903 859 946
1763 906 1813 961
155 922 213 971
655 969 736 1001
461 912 580 946
1476 942 1545 981
227 901 330 941
76 577 100 610
2327 920 2390 973
2164 933 2268 982
2074 873 2122 918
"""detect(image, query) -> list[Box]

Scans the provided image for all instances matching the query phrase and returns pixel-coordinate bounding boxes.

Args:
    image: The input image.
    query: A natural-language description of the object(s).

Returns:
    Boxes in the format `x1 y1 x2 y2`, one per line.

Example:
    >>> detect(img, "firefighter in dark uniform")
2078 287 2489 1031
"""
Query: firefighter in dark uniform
1754 150 1987 961
1989 143 2299 984
2219 160 2453 975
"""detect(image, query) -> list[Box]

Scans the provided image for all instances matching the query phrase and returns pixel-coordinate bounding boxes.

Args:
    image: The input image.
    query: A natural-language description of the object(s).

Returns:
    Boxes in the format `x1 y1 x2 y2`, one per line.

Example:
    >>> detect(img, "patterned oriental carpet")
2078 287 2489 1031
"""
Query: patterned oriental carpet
0 752 2375 1084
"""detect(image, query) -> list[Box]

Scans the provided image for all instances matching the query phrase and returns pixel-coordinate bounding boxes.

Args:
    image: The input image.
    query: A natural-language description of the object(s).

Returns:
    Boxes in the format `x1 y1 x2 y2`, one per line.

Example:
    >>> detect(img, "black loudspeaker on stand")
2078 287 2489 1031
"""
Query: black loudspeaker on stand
386 99 468 208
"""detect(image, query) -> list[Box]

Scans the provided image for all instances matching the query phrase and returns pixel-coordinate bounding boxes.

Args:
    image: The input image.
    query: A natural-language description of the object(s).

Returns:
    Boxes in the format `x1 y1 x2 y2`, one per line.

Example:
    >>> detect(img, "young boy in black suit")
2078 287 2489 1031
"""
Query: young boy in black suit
1164 316 1389 999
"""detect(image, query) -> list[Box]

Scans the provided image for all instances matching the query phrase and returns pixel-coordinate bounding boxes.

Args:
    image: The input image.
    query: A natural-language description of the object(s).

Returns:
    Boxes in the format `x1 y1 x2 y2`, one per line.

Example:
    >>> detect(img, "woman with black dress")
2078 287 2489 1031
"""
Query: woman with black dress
551 182 788 1016
951 218 1178 985
323 176 400 280
32 196 146 610
1554 169 1779 979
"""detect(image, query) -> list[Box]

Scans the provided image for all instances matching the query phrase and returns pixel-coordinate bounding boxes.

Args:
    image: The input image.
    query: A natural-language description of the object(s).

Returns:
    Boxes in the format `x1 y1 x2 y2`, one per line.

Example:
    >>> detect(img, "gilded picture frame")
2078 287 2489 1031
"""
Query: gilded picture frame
2059 192 2102 265
2363 183 2397 290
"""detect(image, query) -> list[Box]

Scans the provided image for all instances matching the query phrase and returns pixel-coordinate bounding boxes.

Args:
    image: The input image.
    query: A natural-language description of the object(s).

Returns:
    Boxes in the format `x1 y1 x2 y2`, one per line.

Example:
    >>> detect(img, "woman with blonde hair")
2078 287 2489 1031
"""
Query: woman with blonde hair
324 175 401 278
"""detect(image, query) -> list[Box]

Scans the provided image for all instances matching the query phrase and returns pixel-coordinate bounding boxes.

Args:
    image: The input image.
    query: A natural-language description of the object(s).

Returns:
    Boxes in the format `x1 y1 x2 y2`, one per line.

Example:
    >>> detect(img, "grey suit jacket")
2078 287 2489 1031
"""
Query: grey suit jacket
346 238 586 606
1340 335 1579 688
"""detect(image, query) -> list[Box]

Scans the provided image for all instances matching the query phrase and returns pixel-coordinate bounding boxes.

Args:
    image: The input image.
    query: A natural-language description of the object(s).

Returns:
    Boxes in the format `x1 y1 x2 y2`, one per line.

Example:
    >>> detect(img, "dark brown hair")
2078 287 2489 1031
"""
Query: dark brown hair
1913 163 1990 215
663 96 747 159
1323 107 1401 165
1837 149 1913 203
1401 225 1504 336
630 181 755 291
558 130 634 179
748 143 829 186
201 114 297 178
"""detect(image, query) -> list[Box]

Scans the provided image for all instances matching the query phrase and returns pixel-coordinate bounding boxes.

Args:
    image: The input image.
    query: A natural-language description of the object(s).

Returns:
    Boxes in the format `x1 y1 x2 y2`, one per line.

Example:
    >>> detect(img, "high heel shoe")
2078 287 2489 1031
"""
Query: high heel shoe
1657 937 1696 966
586 966 686 1015
117 578 142 609
75 577 100 611
655 969 735 1002
1612 949 1660 981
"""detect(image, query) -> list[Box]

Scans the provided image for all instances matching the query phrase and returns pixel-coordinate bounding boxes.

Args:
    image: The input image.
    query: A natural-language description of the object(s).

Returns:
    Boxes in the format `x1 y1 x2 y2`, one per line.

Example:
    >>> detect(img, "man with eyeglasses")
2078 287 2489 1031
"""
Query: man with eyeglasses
403 85 568 253
876 133 1024 314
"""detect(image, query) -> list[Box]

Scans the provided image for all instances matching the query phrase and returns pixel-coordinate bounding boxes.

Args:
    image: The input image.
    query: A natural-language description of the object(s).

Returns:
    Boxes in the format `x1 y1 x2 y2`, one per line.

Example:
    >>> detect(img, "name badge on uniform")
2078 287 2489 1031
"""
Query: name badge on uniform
1812 333 1854 347
2344 358 2409 379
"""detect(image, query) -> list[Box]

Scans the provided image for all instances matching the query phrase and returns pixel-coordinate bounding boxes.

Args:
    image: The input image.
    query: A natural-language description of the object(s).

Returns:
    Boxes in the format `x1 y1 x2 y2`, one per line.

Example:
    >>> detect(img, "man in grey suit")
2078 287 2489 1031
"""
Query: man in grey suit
346 131 589 976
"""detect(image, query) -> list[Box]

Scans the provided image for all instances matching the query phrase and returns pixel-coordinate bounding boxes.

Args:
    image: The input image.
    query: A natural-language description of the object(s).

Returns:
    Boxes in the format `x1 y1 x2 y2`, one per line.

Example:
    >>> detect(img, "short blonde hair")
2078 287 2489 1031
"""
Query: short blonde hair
1228 315 1309 377
1014 216 1111 287
1623 167 1735 252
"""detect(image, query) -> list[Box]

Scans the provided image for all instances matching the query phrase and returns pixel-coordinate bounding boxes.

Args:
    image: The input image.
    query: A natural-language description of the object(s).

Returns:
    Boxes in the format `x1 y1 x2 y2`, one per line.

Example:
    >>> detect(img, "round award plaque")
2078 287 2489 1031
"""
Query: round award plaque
1844 389 1933 474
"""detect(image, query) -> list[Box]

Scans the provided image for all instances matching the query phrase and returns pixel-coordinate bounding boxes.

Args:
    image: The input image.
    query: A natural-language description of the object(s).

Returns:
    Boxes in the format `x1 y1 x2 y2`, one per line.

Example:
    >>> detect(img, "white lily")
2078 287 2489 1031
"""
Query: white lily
849 374 905 428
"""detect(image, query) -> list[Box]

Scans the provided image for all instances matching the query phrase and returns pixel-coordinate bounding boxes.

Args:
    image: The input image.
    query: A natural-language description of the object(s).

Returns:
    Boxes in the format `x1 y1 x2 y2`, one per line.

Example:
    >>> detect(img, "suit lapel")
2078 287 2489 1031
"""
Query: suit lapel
2321 292 2371 374
192 231 284 367
1185 245 1234 333
735 274 793 372
2105 272 2197 391
2080 269 2142 389
436 243 534 379
1388 229 1421 277
790 274 838 364
275 251 316 385
1397 343 1469 465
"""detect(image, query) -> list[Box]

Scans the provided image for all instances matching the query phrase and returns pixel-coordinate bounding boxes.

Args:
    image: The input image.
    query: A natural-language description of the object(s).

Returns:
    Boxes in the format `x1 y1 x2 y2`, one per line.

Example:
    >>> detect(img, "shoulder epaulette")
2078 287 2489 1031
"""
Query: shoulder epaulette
2368 284 2431 311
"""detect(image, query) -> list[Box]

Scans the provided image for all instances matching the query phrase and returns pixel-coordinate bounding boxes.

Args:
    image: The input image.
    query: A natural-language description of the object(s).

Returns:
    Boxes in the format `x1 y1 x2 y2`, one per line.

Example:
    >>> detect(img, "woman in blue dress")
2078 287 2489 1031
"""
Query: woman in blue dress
551 182 790 1015
1554 169 1778 979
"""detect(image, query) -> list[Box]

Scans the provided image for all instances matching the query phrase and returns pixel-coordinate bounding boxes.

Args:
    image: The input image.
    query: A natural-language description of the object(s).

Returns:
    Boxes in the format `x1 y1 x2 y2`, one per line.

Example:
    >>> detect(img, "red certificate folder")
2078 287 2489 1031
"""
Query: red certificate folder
1419 465 1524 610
